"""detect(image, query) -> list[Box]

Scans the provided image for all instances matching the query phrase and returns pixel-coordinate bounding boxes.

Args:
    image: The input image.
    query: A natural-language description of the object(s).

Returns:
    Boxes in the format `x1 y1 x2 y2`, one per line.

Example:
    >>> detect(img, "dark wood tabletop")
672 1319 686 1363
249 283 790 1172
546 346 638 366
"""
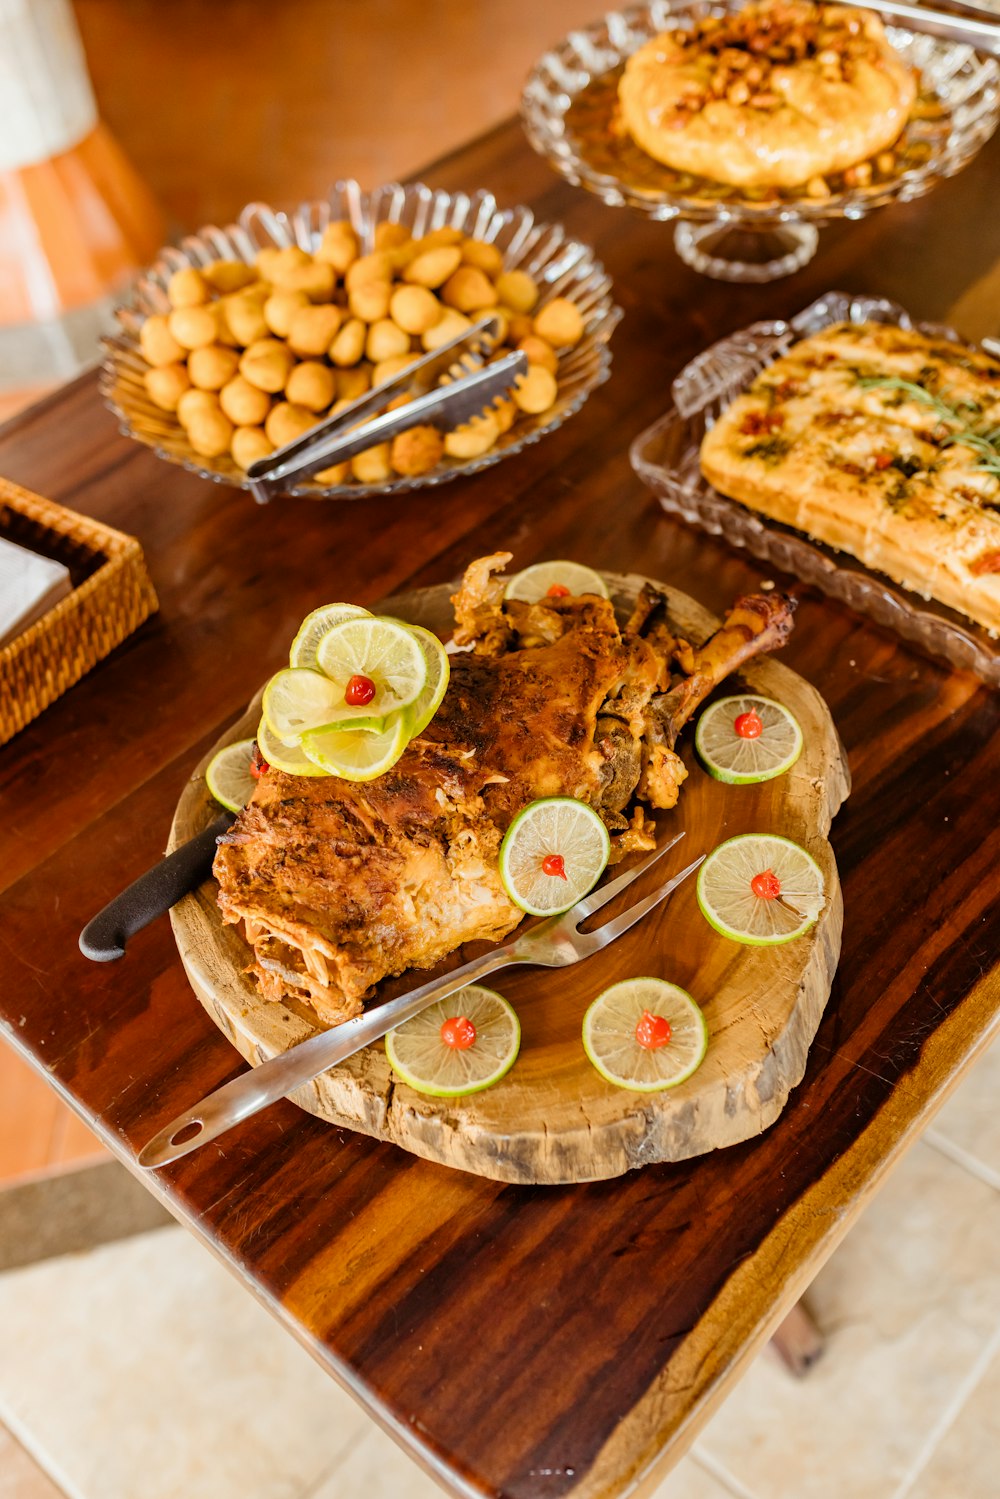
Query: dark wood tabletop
2 118 1000 1499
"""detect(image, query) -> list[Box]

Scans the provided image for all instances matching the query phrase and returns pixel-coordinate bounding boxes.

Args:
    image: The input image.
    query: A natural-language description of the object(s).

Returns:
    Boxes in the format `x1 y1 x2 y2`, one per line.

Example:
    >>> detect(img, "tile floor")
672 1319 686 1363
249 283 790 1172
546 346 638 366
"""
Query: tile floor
0 1038 996 1499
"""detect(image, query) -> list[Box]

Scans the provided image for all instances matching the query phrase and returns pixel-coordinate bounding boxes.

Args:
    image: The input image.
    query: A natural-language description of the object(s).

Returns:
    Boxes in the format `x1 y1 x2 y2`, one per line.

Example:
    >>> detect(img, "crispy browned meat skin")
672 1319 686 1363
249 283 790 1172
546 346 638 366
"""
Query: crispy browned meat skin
214 559 794 1023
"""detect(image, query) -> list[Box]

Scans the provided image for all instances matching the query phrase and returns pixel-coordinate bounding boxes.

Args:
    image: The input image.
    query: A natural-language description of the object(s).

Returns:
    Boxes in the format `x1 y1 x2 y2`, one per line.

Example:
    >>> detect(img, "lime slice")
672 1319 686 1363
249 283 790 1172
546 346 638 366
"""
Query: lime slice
582 978 708 1092
398 623 450 736
498 797 610 916
256 719 327 776
695 695 803 785
696 833 825 945
314 616 427 724
385 984 520 1097
300 710 409 781
503 560 609 603
205 739 257 813
290 602 371 669
262 668 357 743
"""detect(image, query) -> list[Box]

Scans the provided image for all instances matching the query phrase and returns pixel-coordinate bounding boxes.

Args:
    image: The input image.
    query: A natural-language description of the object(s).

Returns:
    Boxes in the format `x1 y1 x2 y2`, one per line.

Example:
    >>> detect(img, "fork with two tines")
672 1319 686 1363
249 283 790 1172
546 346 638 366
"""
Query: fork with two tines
138 832 704 1167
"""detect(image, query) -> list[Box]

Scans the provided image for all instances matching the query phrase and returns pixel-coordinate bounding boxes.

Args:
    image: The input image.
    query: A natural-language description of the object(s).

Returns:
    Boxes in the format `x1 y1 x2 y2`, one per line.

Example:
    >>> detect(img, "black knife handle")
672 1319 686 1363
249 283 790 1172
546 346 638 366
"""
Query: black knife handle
79 811 235 962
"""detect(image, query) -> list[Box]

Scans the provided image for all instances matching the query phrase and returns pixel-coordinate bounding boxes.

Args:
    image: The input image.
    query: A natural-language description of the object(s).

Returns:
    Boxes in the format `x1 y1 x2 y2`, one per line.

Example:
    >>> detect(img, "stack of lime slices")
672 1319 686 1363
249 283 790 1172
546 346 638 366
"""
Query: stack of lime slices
257 603 450 782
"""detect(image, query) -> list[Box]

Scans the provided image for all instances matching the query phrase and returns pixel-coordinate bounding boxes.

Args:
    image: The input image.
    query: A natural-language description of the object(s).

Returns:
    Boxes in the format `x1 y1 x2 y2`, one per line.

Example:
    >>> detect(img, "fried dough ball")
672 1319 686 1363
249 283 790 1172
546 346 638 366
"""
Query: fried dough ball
517 335 558 375
231 425 275 470
512 365 558 414
220 293 269 347
287 303 343 357
330 317 367 367
444 411 499 459
390 285 441 336
264 289 310 338
254 246 283 279
365 318 410 363
139 314 185 368
313 460 351 485
167 305 217 351
345 252 392 290
315 221 359 272
403 245 462 289
421 308 471 351
336 364 371 401
202 259 258 294
374 222 412 251
390 425 444 476
188 343 240 391
145 362 190 411
285 359 336 413
533 297 584 349
348 279 392 323
239 338 295 394
417 226 464 249
495 269 538 314
177 387 221 428
187 404 234 457
277 258 336 302
461 239 505 277
167 266 210 308
265 402 318 449
266 246 312 283
441 266 496 314
219 375 271 427
373 354 415 387
351 443 392 483
505 310 535 344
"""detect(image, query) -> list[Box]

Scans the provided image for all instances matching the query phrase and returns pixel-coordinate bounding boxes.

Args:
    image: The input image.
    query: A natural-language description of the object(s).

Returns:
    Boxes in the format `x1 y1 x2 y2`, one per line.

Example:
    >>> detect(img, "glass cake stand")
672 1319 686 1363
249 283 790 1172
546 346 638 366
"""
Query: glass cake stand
521 1 1000 282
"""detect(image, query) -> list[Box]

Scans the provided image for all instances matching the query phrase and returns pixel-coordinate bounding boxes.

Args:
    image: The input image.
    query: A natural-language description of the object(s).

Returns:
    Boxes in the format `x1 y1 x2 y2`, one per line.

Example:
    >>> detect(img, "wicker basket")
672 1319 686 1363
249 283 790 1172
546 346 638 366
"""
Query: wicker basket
0 477 158 744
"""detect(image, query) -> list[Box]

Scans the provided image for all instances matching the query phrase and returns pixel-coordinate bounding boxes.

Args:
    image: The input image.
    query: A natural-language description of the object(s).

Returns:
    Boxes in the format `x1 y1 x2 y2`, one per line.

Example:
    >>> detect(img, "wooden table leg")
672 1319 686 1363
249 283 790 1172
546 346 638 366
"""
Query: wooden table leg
770 1298 825 1377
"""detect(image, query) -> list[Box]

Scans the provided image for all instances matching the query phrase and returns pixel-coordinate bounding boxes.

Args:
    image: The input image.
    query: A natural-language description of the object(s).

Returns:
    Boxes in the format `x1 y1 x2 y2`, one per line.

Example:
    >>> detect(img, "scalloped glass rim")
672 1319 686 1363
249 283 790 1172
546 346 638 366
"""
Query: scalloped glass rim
521 1 1000 226
100 180 622 500
629 291 1000 686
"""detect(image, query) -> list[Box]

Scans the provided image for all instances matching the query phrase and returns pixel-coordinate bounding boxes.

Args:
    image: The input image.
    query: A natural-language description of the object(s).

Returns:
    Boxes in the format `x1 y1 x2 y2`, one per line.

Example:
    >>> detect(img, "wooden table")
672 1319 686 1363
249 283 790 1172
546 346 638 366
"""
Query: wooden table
2 120 999 1499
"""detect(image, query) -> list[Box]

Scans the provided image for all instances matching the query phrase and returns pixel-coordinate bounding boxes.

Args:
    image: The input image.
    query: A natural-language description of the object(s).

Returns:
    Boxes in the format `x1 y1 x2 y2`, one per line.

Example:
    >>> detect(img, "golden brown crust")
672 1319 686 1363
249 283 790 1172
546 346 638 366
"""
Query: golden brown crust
619 1 916 188
699 322 1000 632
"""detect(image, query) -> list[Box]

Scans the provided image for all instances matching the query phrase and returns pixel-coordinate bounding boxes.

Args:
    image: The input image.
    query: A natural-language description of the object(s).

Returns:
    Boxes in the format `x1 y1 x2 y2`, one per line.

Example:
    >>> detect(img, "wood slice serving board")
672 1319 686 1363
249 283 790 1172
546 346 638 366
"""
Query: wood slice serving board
169 573 849 1185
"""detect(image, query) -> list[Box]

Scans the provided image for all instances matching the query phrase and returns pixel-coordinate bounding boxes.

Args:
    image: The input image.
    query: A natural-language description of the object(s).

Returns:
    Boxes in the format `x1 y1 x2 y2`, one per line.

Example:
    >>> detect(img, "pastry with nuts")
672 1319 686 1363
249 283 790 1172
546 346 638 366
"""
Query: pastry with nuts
618 0 916 189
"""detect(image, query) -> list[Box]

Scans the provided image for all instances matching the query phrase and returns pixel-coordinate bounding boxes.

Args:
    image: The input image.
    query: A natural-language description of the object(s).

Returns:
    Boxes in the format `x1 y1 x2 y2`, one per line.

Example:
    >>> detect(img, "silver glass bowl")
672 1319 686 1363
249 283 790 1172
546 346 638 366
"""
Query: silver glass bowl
521 2 1000 282
100 181 621 499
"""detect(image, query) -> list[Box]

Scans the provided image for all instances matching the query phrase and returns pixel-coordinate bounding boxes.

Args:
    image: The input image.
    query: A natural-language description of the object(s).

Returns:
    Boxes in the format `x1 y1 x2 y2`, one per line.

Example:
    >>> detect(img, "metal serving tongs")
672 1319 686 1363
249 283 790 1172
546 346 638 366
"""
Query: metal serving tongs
244 314 527 502
139 835 704 1169
855 0 1000 54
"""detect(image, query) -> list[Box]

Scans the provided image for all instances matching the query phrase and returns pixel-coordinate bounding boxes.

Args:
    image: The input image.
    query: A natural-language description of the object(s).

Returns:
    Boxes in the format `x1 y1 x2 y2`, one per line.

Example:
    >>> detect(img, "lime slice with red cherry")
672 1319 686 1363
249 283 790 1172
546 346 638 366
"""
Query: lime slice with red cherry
582 977 708 1092
498 797 610 917
300 710 409 782
503 560 609 604
385 984 521 1097
695 695 803 784
314 616 427 726
289 602 371 670
255 719 326 777
696 833 825 945
205 739 258 812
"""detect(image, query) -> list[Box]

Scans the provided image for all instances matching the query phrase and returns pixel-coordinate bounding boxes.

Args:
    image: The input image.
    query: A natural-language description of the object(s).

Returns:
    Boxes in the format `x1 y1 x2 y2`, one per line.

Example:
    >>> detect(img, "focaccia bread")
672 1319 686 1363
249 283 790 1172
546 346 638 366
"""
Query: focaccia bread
618 1 916 189
699 322 1000 633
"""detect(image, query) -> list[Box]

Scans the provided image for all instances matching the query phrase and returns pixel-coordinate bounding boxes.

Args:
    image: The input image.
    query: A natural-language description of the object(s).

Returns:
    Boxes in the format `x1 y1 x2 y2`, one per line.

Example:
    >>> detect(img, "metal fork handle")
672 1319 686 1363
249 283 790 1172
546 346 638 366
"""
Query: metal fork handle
138 944 519 1168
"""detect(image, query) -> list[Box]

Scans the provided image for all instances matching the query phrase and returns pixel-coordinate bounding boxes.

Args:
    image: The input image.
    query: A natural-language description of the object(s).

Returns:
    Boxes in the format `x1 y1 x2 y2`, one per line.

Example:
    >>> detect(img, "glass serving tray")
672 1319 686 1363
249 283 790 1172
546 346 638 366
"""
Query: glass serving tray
629 291 1000 685
101 180 620 501
522 2 1000 282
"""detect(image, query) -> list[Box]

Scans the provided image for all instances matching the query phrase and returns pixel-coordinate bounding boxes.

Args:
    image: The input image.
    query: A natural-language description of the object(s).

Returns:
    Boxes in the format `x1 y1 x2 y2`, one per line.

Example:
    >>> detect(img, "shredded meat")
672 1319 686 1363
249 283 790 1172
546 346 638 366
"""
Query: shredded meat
213 556 795 1023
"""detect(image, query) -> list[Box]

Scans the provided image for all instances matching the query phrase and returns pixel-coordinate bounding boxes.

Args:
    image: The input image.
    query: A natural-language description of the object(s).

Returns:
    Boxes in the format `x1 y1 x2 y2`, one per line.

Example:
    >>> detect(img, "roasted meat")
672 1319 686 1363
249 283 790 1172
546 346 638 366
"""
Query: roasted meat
213 554 794 1024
